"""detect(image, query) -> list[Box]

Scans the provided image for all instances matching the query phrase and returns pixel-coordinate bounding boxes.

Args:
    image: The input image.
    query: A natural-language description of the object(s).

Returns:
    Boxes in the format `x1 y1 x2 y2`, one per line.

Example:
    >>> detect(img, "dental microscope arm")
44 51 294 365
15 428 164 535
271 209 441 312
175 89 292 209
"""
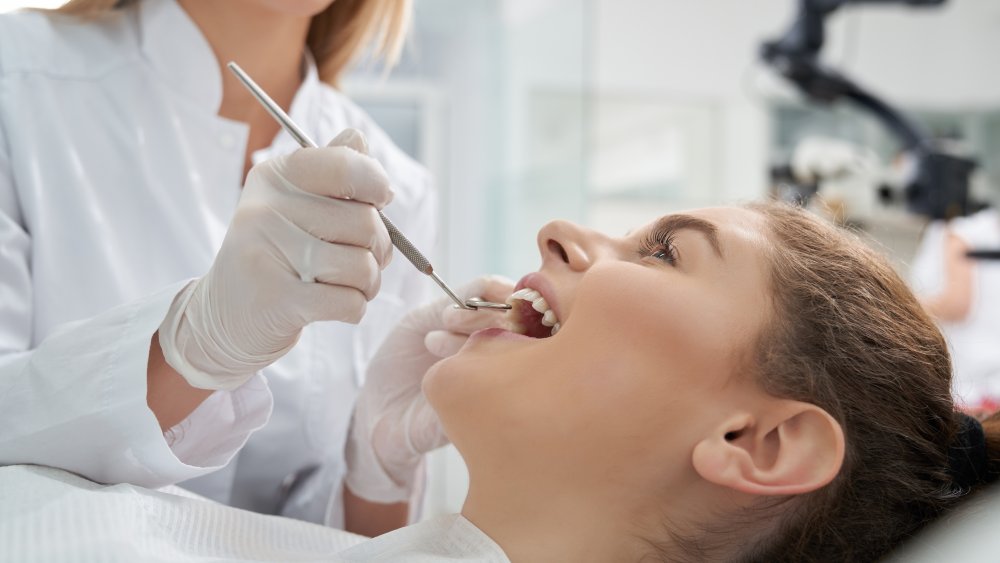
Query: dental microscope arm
761 0 977 221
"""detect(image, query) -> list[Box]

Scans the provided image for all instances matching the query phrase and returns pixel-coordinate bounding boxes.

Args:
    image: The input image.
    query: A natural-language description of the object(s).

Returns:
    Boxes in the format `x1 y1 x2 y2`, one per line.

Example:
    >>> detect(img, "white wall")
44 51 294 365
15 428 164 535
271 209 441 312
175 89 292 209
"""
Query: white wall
594 0 1000 105
827 0 1000 108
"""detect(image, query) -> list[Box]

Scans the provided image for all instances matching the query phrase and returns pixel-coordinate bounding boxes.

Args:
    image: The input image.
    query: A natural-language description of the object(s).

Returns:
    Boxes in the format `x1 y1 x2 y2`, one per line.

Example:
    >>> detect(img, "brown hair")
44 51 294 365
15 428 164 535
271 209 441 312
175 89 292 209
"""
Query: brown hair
664 202 1000 561
52 0 411 86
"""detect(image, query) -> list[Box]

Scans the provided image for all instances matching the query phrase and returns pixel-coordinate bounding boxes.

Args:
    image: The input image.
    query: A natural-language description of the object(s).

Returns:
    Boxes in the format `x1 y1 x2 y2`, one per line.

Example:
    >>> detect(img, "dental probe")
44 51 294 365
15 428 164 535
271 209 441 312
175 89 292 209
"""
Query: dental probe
228 62 510 312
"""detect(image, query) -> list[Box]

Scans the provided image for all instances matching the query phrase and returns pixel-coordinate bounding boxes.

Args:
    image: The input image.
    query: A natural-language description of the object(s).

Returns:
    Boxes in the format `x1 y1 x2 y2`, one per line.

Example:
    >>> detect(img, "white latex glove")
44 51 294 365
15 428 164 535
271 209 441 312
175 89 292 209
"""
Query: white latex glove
344 276 515 503
159 129 393 390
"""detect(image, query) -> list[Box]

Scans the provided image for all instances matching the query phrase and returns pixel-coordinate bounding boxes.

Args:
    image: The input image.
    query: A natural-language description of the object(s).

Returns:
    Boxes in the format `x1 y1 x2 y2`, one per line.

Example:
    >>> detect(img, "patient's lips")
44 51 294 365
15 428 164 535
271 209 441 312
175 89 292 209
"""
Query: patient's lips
505 274 562 338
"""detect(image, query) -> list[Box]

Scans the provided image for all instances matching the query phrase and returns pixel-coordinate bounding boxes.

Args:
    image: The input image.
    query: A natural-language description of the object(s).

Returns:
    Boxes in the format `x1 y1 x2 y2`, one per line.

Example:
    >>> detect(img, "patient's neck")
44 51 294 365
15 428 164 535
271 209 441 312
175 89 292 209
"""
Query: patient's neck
461 470 649 563
460 461 744 562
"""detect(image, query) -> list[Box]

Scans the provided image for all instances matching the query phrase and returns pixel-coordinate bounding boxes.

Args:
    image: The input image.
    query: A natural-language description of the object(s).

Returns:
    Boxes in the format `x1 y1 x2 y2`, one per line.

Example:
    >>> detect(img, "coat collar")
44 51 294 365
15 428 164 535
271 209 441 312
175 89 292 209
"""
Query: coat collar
136 0 323 124
138 0 222 112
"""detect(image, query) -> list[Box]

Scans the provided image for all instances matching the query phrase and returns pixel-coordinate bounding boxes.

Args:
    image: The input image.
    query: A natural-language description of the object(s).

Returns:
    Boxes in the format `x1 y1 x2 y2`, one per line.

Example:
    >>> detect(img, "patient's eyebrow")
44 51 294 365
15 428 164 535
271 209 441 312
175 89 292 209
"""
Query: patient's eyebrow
654 214 723 259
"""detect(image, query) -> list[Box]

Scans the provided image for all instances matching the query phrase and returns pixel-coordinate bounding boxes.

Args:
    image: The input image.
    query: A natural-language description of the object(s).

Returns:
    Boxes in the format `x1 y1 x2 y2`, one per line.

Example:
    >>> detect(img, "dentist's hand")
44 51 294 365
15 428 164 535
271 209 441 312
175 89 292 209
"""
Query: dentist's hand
158 129 393 391
345 276 515 503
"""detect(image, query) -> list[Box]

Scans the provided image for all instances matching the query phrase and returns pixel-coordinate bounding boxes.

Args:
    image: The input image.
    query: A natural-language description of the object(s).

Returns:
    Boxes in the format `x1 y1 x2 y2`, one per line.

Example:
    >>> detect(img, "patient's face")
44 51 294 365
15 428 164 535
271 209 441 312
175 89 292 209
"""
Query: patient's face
424 207 773 488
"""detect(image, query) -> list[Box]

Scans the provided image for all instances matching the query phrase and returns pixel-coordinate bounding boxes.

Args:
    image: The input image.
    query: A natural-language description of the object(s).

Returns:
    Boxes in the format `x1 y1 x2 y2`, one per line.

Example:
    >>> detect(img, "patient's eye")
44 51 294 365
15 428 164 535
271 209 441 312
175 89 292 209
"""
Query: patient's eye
649 245 677 264
639 228 678 266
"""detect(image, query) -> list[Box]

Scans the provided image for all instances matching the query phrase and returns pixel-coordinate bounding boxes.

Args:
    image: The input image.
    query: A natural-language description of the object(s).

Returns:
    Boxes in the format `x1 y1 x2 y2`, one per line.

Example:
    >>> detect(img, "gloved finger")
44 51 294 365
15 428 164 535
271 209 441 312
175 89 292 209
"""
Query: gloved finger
327 128 370 155
440 305 508 336
425 330 469 358
437 275 516 335
288 237 382 300
272 195 392 267
271 145 393 208
295 282 369 325
447 274 515 302
405 399 449 455
470 275 516 303
400 275 516 336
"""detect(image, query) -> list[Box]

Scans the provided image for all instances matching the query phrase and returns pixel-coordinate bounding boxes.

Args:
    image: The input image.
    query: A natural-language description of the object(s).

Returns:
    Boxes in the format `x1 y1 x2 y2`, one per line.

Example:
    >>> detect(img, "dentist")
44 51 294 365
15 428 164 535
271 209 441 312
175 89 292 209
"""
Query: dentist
0 0 485 536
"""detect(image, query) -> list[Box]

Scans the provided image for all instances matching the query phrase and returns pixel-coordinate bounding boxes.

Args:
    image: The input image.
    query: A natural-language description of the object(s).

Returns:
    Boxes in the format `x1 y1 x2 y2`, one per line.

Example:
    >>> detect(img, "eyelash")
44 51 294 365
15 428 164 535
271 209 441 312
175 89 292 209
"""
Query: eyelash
639 227 678 265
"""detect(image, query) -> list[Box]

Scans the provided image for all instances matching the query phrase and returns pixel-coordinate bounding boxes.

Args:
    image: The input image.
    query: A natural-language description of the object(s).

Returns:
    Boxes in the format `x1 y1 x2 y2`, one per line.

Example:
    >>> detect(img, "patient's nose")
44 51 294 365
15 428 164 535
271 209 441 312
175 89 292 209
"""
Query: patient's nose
537 220 598 272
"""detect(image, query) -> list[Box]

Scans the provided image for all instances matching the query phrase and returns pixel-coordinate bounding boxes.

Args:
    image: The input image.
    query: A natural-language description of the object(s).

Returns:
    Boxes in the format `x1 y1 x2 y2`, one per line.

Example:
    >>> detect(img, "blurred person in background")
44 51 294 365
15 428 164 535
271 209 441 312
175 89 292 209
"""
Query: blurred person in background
912 203 1000 418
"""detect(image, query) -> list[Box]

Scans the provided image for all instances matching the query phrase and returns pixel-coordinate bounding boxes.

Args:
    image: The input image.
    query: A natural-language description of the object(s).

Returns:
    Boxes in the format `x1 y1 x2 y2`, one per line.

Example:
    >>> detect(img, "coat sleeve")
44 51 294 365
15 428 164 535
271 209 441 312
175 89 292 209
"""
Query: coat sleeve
0 93 271 489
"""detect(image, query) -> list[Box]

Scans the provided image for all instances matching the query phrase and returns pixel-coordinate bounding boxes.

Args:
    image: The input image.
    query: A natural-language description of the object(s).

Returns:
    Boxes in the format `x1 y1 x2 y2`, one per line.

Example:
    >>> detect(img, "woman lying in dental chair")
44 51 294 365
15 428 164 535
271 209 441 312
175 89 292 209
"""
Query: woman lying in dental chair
3 201 998 562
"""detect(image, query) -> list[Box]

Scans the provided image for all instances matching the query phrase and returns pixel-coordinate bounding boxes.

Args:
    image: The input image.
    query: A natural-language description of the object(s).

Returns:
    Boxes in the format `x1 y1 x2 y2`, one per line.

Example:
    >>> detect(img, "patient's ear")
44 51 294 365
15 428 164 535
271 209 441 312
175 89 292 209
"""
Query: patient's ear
690 402 845 496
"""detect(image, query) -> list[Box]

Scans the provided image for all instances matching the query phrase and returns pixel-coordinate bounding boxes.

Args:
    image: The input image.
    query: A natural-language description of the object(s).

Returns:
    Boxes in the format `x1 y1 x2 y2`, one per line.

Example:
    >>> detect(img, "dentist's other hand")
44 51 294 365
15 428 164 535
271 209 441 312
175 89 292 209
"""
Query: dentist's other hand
159 129 393 391
345 276 515 503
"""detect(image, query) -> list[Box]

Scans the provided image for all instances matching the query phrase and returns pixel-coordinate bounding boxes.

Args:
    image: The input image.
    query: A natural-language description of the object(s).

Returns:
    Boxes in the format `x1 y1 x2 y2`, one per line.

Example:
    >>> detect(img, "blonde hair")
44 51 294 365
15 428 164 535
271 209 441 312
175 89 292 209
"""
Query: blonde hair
53 0 412 86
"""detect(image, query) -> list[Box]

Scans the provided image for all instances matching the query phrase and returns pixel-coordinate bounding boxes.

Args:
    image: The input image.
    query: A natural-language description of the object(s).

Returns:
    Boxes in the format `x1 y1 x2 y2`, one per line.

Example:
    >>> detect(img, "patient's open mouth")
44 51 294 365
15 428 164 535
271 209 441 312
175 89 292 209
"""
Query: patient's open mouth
505 287 561 338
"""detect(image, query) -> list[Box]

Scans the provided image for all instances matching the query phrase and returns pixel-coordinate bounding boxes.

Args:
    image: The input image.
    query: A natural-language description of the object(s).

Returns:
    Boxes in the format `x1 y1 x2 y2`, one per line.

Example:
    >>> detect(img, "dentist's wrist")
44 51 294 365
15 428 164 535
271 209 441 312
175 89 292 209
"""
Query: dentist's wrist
158 279 285 391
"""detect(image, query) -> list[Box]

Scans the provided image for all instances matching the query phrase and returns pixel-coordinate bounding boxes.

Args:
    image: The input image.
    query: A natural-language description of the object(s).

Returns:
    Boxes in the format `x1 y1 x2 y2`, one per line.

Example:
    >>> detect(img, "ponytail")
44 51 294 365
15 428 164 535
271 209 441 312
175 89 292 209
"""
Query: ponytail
948 412 1000 491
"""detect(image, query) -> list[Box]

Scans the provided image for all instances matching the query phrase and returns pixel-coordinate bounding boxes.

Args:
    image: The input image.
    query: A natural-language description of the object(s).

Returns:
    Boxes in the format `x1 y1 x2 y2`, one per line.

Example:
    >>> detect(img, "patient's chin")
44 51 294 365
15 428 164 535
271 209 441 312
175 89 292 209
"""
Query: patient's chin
423 352 487 423
422 357 458 413
422 358 481 449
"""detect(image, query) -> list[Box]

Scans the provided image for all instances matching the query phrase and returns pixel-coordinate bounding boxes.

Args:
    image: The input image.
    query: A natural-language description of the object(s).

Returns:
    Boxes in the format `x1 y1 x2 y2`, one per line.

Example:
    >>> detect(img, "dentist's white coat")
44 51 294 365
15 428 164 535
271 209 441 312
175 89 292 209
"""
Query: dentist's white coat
0 0 434 526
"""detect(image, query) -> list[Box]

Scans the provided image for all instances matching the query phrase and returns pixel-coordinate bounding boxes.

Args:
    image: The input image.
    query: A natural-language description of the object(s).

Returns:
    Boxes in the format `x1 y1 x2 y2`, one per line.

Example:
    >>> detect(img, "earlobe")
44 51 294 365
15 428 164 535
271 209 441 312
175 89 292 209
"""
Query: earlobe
691 403 845 497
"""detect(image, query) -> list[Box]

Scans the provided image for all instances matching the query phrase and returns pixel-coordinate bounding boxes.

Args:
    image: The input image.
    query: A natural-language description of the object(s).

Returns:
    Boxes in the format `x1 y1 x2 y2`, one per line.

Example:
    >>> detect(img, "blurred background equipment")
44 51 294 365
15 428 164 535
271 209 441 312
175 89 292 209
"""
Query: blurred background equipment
762 0 978 220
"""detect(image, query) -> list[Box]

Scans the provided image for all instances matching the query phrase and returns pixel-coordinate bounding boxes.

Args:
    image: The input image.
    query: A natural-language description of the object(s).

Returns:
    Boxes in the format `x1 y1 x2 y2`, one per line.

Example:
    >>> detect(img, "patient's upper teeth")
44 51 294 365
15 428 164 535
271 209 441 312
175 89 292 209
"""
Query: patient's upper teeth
541 309 557 327
510 288 533 300
550 322 561 336
531 297 548 313
509 285 563 334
